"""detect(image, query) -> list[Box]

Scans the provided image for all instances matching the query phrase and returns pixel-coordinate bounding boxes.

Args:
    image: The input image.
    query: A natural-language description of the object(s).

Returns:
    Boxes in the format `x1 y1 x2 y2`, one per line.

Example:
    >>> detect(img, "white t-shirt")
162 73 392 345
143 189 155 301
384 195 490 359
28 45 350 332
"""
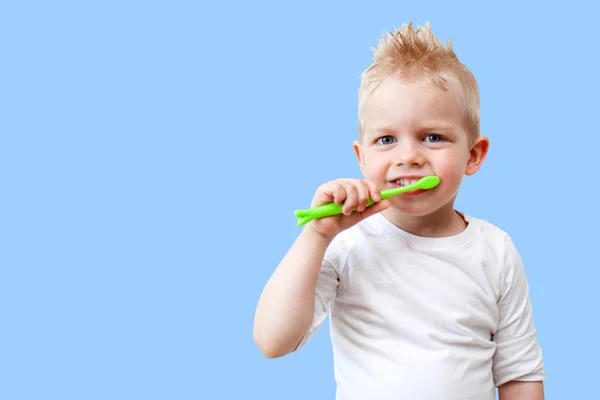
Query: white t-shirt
296 212 545 400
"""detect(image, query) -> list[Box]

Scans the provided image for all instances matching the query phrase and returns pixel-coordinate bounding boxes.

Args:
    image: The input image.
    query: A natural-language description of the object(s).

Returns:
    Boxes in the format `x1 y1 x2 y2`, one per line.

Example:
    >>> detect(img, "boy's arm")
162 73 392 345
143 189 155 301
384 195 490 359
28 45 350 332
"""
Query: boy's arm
253 178 388 359
253 226 334 359
492 234 546 390
498 380 544 400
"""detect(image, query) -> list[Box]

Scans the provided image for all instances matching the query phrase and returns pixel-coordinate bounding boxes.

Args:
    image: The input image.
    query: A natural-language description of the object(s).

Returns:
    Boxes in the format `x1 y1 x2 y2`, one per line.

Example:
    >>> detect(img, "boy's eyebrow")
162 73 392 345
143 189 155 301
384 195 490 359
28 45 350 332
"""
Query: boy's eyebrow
365 120 456 134
419 121 455 132
364 125 395 134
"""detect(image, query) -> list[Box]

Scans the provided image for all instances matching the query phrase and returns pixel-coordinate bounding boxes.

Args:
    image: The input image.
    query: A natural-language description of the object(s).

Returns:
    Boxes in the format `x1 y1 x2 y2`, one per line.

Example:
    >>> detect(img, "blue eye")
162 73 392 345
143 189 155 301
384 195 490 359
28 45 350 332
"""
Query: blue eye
424 134 443 143
377 136 396 145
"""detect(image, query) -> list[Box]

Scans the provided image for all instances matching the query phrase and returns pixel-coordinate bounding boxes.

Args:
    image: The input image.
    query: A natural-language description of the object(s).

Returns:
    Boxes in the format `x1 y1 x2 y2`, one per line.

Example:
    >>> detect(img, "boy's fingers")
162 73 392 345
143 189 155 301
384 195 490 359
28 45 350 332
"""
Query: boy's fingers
312 182 340 207
365 180 381 202
311 179 383 215
341 183 358 215
355 182 370 212
331 183 348 206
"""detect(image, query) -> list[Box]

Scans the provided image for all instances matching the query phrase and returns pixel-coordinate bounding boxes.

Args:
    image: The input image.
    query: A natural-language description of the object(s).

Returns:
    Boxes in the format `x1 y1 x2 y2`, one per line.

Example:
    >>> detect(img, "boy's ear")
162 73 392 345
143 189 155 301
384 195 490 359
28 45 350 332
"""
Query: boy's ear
465 136 489 176
353 140 366 174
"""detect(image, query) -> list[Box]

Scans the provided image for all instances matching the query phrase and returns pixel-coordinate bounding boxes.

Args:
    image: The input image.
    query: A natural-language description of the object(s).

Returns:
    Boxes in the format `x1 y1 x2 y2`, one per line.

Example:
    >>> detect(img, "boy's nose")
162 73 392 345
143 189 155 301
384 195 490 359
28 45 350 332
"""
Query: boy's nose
394 143 425 166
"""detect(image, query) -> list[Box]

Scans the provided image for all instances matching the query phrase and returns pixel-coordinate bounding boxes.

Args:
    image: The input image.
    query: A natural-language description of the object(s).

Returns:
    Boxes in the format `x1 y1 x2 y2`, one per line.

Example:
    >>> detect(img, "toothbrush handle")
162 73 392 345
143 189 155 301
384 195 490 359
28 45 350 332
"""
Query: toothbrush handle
293 198 376 226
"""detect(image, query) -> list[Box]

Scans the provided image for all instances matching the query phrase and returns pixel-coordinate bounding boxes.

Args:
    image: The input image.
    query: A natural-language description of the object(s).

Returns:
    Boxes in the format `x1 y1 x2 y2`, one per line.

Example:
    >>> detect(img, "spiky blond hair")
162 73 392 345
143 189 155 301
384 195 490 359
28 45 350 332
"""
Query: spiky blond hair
358 22 479 140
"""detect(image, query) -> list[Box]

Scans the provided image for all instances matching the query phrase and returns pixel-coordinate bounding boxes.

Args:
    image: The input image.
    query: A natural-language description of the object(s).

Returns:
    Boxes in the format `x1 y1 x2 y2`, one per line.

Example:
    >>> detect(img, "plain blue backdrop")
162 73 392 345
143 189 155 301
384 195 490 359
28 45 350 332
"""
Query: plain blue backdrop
1 0 597 398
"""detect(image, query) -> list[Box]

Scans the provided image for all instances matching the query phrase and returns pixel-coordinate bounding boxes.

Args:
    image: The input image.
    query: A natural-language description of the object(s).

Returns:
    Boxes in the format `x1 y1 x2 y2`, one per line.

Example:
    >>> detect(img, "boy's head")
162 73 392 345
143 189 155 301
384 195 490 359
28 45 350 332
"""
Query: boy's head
353 22 489 218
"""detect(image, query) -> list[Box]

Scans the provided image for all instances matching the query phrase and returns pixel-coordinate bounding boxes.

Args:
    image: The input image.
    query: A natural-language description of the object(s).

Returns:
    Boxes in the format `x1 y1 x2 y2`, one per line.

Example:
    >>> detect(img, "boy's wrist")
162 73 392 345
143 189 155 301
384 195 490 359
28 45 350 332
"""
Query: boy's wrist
302 223 336 246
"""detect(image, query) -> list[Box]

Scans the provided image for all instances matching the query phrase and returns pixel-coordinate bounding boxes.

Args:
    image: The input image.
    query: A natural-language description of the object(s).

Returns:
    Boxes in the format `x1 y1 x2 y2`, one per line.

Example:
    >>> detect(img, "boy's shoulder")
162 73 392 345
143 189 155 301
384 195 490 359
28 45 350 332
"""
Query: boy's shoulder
334 211 514 246
325 212 519 269
462 213 514 244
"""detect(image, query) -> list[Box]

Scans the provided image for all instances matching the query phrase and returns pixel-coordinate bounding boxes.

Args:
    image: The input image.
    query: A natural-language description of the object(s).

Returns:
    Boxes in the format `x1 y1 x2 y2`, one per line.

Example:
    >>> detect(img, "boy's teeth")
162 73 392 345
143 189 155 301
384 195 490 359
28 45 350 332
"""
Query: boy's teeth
396 178 420 186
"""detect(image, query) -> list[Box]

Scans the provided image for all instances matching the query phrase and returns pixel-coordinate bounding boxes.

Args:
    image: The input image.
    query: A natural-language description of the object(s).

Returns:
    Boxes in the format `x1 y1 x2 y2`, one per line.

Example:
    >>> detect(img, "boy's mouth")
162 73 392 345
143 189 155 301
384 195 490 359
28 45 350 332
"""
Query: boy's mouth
391 177 424 186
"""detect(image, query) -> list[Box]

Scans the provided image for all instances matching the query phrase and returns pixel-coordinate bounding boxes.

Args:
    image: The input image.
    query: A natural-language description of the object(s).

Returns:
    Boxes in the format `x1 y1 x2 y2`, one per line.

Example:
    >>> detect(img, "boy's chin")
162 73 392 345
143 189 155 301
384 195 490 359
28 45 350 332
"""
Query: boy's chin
383 204 437 218
384 199 450 218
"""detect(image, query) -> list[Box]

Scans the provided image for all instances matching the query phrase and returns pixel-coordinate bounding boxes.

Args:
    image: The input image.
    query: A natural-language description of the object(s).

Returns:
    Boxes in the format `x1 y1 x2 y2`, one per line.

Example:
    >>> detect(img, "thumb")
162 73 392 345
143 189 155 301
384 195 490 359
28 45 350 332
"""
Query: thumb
358 199 390 220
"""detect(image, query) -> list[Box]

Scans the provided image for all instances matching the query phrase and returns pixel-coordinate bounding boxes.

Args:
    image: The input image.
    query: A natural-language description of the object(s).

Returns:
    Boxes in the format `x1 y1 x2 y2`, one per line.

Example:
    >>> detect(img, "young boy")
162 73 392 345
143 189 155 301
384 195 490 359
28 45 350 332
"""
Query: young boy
253 22 545 399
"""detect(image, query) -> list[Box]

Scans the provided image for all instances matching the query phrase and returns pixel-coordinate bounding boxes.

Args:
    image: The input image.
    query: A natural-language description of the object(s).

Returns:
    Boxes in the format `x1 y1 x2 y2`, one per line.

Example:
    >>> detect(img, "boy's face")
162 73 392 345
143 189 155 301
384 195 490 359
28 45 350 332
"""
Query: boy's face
354 75 488 217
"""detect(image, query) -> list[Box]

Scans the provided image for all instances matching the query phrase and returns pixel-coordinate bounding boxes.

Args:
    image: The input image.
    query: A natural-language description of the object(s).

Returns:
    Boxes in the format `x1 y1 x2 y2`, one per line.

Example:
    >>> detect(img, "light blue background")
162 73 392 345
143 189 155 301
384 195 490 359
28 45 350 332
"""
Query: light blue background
1 1 597 398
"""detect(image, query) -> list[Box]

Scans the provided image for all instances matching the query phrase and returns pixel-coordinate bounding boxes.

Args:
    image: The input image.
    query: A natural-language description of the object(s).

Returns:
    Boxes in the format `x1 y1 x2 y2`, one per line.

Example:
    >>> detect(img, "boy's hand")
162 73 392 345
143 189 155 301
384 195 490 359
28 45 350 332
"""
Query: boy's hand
307 178 390 239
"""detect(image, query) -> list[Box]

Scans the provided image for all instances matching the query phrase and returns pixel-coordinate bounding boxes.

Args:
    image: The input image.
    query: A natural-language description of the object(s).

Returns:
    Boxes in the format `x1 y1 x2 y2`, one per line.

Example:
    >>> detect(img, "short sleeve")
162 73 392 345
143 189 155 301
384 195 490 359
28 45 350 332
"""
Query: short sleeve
492 235 546 386
294 257 340 350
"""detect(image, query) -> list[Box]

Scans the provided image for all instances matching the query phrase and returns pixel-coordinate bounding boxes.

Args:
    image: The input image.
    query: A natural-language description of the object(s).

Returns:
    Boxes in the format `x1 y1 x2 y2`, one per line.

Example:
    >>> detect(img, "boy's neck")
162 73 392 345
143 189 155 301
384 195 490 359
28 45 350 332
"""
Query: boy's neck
381 201 467 238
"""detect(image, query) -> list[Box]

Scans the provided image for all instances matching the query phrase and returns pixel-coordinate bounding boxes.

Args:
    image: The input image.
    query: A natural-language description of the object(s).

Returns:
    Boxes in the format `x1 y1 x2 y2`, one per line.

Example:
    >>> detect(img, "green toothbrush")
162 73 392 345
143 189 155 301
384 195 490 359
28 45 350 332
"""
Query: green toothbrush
293 176 440 226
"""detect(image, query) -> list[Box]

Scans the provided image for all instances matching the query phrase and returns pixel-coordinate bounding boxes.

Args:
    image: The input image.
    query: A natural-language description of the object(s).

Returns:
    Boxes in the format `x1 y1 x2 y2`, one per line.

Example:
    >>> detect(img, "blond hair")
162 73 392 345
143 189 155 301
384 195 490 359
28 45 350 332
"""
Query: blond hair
358 22 480 140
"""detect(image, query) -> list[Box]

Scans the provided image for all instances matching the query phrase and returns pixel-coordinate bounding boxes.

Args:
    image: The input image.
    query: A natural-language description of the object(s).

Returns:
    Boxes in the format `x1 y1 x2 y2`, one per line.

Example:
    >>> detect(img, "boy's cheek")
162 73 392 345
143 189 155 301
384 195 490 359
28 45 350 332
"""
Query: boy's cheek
436 165 465 188
368 163 391 183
